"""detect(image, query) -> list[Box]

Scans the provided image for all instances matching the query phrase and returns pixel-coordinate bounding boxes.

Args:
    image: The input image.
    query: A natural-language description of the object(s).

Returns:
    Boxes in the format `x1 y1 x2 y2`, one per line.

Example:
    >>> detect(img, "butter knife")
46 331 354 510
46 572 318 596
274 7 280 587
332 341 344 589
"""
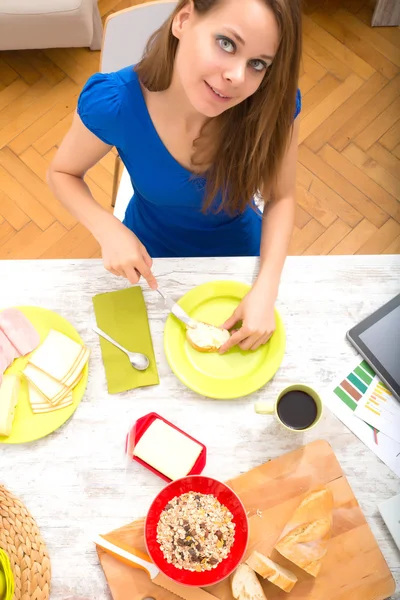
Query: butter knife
95 535 219 600
156 289 198 329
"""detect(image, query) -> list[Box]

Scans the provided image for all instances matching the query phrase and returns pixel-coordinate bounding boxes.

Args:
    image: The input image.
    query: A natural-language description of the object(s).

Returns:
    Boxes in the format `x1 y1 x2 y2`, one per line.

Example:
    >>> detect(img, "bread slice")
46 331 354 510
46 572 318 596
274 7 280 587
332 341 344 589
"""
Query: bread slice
186 322 230 353
246 551 297 592
231 563 267 600
275 488 333 577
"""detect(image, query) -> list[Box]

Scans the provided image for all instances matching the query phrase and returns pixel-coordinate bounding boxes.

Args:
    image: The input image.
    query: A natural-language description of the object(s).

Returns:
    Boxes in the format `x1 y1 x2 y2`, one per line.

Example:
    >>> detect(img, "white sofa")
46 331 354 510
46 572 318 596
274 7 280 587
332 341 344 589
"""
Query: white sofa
0 0 103 51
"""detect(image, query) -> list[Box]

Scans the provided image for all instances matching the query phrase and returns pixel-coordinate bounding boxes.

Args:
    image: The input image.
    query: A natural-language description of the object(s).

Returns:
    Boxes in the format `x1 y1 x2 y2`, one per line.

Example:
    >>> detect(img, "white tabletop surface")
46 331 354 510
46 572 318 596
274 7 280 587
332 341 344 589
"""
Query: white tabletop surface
0 255 399 600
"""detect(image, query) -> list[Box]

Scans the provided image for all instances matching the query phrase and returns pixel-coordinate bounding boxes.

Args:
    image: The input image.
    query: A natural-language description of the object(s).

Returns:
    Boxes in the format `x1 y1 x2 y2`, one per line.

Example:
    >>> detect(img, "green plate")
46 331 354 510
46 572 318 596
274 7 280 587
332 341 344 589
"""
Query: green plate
0 306 89 444
0 548 14 600
164 281 286 399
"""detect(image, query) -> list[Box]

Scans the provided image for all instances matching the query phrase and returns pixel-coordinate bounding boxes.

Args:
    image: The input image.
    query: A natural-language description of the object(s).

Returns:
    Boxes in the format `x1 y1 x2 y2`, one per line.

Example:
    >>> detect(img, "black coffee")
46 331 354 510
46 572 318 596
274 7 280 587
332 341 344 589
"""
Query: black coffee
277 391 318 430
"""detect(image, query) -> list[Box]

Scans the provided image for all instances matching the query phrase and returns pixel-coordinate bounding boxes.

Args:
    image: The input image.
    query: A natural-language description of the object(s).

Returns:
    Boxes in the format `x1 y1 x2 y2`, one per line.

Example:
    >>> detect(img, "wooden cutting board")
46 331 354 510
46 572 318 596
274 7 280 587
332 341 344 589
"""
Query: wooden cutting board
97 440 395 600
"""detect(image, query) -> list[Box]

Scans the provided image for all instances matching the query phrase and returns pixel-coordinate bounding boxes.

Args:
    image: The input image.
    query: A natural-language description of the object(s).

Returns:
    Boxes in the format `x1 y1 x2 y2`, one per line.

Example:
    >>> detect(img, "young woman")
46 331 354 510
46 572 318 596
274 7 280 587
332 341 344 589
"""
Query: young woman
48 0 302 354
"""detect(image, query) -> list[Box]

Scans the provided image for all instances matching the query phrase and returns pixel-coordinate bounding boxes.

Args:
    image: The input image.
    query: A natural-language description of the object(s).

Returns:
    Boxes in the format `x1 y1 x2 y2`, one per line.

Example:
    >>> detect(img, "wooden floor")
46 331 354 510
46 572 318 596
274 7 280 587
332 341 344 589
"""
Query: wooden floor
0 0 399 259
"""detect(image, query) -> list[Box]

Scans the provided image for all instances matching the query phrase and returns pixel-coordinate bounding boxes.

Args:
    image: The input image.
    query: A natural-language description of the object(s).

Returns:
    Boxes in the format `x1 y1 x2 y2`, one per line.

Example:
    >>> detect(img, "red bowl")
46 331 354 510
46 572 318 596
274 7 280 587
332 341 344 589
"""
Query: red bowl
145 475 248 587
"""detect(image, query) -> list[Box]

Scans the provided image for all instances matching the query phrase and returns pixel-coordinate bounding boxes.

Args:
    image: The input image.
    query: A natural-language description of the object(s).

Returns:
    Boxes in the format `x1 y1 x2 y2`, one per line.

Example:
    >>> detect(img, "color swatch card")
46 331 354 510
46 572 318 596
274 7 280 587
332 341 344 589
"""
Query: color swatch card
324 359 400 478
354 377 400 444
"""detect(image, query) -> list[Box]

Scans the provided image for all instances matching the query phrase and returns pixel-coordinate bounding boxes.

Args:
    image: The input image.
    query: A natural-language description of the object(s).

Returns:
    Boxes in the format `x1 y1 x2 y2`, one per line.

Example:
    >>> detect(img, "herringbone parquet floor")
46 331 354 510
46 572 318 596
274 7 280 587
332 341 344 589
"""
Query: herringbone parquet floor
0 0 399 259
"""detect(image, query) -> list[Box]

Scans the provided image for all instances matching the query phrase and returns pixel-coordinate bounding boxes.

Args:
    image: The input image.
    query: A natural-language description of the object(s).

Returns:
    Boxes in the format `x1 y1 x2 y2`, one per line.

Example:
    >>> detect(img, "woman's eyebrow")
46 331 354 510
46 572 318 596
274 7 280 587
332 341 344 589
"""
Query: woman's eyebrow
224 27 274 60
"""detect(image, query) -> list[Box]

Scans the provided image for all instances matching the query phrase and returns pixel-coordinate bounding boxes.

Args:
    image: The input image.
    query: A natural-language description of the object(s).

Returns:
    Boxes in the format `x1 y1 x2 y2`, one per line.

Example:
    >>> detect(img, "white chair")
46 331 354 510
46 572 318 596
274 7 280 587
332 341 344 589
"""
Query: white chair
100 1 177 221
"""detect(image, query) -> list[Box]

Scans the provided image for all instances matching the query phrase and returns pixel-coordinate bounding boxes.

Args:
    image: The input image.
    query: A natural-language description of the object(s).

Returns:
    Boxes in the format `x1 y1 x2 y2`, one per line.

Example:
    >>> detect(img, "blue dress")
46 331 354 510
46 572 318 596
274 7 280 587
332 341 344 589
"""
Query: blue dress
78 66 301 258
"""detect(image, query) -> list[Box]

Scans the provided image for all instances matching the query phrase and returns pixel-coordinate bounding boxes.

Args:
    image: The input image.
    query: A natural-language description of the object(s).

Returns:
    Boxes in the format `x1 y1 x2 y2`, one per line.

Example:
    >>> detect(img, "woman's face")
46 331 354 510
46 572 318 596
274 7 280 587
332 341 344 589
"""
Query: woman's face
172 0 280 118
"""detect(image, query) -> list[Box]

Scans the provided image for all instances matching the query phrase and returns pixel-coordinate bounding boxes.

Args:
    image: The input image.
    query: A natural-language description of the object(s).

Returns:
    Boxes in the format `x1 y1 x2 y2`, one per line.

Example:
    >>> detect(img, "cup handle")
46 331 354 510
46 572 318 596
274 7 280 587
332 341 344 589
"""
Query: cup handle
254 401 275 415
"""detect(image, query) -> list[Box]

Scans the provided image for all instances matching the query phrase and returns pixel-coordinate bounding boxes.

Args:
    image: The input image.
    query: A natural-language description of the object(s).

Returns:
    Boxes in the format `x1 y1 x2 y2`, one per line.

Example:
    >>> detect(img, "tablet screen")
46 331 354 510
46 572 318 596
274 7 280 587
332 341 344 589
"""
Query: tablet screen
359 305 400 387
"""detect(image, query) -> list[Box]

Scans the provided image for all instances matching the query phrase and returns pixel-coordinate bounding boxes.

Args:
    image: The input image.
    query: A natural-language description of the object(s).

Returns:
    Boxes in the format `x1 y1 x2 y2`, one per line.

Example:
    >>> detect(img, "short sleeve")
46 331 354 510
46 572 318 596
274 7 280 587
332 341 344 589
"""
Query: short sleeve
77 72 124 148
294 88 302 120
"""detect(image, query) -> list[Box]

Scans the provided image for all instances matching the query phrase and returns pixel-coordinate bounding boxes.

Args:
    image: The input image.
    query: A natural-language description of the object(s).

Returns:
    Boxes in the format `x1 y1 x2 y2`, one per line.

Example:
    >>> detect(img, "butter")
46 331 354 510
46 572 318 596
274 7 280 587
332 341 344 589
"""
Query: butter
0 374 20 437
188 323 230 350
133 418 203 480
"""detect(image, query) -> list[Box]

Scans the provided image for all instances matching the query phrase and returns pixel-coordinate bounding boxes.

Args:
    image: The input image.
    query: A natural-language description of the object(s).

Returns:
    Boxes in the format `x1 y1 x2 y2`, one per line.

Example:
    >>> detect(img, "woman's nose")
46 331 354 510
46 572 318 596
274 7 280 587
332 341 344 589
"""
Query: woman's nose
223 61 246 86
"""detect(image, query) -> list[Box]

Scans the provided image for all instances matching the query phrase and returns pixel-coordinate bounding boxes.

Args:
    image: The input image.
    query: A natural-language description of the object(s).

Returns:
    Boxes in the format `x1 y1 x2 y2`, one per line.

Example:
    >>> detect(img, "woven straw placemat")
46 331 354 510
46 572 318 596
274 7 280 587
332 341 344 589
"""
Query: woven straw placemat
0 485 51 600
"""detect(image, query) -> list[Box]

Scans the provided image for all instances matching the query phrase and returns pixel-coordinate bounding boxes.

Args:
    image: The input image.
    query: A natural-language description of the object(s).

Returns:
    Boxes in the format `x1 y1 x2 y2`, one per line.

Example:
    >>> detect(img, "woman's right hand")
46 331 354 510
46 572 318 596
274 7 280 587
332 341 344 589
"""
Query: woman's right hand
47 113 156 290
97 217 158 290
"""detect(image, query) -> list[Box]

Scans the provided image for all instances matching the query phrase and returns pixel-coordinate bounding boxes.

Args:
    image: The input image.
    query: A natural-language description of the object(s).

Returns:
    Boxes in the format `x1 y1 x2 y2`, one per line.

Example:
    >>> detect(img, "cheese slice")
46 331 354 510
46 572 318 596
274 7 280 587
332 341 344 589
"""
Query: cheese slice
62 347 90 388
29 329 84 382
0 374 20 437
24 364 69 405
28 383 73 414
133 418 203 480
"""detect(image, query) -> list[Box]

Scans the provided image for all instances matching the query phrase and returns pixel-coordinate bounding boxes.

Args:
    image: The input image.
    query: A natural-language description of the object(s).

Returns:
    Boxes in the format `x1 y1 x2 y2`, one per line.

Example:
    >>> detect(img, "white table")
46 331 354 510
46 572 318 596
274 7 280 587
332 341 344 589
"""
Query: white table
0 256 399 600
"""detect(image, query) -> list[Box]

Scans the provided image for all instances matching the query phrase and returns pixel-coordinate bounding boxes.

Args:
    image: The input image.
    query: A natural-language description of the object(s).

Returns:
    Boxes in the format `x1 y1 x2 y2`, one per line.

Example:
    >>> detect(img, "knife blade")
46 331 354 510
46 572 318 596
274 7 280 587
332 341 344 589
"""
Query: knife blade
95 535 220 600
156 289 198 329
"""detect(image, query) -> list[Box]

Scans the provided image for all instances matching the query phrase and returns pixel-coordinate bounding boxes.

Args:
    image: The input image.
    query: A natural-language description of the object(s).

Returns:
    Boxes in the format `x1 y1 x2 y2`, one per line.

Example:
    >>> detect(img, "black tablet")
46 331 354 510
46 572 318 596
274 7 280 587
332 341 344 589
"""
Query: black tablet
346 293 400 402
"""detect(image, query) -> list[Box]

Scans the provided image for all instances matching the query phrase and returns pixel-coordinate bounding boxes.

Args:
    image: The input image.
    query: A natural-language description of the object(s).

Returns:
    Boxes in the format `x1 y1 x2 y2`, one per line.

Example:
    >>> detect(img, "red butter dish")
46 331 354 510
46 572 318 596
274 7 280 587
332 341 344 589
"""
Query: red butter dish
125 412 207 482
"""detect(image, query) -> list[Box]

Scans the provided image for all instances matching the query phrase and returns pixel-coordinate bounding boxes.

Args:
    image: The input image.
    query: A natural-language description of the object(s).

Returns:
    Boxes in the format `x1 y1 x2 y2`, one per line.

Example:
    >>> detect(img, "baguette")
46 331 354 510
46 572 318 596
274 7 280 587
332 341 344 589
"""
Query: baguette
275 488 333 577
246 551 297 592
231 563 267 600
186 322 230 353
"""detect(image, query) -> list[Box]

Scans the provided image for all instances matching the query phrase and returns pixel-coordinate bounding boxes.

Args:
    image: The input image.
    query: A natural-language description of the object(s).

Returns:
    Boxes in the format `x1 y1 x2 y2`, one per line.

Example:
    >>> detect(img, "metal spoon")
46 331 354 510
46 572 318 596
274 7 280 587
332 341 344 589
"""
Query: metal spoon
92 325 150 371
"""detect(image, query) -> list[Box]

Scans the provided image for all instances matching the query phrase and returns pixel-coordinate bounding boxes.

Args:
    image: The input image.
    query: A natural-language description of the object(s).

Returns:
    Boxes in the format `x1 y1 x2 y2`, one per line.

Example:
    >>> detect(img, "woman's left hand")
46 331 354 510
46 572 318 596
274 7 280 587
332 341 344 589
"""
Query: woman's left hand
219 284 277 353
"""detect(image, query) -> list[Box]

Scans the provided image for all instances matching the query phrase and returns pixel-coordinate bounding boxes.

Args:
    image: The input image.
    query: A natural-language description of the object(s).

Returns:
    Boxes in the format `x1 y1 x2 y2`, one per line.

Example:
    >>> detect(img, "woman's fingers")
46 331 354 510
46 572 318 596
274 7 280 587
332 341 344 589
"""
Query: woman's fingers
107 266 122 277
249 332 273 351
137 256 158 289
221 328 274 354
239 334 261 351
122 266 141 285
141 246 153 269
219 327 249 354
105 253 157 290
222 310 241 331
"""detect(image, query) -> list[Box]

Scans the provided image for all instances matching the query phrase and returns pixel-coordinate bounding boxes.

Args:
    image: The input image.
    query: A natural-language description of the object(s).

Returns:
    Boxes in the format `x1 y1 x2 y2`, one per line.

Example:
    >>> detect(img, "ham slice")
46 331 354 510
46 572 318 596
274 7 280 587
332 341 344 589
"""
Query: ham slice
0 329 19 364
0 308 40 357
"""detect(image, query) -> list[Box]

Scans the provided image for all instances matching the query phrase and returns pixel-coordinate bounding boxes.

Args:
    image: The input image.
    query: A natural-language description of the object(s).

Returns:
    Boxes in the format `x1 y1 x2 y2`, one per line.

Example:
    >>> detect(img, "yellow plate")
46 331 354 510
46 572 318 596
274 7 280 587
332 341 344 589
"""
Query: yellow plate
164 281 285 399
0 306 89 444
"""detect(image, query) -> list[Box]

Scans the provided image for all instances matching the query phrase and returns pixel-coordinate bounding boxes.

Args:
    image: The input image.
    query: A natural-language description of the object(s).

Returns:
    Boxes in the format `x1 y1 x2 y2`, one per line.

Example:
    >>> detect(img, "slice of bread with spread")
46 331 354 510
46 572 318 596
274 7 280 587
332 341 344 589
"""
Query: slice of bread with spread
186 322 230 353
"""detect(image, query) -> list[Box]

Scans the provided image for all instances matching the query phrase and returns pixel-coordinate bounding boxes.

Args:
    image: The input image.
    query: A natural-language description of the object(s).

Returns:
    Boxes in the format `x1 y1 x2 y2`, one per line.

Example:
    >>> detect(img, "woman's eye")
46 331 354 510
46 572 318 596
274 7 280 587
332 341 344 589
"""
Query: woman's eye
249 59 267 72
217 37 235 53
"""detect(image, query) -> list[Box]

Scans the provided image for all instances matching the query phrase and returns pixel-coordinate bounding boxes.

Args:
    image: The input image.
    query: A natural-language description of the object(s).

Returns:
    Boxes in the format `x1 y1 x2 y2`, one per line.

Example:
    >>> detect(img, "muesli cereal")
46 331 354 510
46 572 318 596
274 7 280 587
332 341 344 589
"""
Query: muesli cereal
156 492 235 572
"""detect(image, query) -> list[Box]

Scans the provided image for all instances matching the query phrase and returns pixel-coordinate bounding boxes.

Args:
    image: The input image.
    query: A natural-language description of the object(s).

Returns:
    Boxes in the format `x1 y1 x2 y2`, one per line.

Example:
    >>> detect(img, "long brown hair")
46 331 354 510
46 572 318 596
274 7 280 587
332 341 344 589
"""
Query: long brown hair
135 0 302 214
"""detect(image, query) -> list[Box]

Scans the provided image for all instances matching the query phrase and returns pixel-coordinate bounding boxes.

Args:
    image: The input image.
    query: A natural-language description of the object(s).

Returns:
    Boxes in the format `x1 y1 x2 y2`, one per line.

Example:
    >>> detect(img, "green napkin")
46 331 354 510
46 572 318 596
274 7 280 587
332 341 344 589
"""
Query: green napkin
92 287 159 394
0 548 14 600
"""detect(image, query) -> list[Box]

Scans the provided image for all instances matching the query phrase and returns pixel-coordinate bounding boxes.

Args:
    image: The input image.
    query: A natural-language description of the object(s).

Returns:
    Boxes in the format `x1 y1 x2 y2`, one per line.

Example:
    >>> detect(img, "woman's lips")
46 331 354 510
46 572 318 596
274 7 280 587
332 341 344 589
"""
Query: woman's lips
205 81 232 102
